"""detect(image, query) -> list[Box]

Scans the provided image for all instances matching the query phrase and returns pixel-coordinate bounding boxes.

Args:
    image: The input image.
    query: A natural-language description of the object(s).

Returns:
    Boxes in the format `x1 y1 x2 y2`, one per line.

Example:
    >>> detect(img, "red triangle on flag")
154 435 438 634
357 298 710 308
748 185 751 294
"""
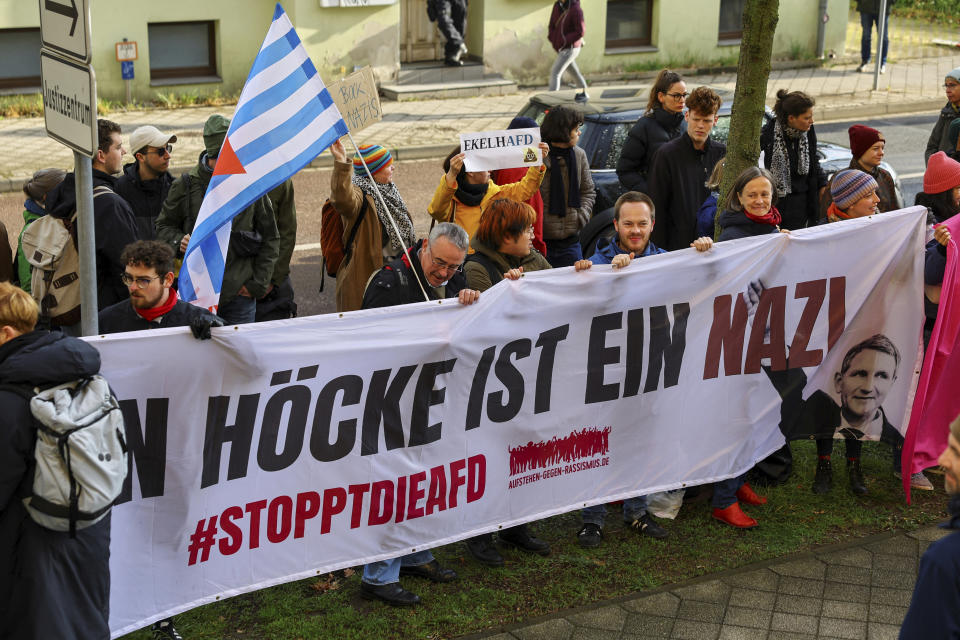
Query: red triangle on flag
213 137 246 176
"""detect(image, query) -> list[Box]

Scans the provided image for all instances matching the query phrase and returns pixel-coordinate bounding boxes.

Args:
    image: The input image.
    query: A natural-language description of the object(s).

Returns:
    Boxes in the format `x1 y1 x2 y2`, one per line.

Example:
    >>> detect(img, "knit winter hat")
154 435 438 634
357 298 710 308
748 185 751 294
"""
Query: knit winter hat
946 67 960 84
847 124 883 159
353 144 393 177
924 151 960 194
22 167 66 201
508 116 538 130
203 114 230 158
830 169 878 210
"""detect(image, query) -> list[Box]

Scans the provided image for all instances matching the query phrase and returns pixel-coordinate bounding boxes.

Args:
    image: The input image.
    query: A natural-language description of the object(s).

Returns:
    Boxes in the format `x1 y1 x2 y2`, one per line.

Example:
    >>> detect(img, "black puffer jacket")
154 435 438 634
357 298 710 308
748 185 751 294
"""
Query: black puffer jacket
0 331 112 640
115 160 174 240
616 108 686 193
45 170 143 310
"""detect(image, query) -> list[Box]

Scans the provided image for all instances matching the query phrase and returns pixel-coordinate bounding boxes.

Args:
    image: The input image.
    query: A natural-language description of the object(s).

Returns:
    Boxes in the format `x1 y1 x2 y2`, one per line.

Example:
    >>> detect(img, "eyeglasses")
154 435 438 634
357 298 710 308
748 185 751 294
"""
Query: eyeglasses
945 83 960 89
144 144 173 156
121 273 162 289
665 92 689 99
427 251 464 273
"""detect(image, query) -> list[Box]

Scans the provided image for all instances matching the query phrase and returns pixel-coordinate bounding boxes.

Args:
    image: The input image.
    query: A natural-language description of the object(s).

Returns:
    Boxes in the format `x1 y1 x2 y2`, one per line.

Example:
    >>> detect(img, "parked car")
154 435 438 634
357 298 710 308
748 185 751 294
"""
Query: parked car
516 86 903 256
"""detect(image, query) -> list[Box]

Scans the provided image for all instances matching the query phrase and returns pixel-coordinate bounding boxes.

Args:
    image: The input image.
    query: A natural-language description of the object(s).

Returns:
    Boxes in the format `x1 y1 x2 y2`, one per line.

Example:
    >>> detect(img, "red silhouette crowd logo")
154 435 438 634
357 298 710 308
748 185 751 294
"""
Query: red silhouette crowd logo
508 427 611 476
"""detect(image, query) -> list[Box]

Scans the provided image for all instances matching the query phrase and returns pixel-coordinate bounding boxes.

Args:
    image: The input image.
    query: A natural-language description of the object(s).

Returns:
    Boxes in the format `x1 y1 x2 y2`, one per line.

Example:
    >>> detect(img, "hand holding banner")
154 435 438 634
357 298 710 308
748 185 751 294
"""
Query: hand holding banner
460 128 542 172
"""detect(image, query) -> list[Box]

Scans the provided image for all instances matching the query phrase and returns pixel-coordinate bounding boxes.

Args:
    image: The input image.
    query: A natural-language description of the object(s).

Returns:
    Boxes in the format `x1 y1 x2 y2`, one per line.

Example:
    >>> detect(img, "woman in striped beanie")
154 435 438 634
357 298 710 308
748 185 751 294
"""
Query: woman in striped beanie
822 169 879 222
329 140 417 312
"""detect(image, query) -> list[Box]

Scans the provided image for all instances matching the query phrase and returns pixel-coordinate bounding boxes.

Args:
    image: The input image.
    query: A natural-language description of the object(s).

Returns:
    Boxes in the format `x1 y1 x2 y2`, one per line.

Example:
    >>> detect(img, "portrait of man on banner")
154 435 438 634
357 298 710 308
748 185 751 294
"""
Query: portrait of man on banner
764 333 904 446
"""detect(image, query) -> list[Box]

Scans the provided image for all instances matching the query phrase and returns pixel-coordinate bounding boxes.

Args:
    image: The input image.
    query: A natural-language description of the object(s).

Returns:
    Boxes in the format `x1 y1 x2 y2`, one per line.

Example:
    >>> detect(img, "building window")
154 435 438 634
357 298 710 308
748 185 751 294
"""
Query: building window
719 0 746 40
605 0 653 49
0 28 41 90
148 21 217 81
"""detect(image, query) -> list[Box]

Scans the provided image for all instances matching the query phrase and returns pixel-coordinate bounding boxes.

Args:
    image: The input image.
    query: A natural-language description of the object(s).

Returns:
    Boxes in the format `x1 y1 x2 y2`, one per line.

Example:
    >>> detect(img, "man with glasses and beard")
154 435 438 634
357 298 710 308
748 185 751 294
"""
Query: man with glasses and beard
116 126 178 240
98 240 222 338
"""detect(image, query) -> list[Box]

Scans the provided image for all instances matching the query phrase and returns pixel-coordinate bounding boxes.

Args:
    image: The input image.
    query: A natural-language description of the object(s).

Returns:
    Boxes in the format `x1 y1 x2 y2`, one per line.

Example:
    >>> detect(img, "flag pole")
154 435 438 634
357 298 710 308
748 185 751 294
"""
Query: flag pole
345 132 431 304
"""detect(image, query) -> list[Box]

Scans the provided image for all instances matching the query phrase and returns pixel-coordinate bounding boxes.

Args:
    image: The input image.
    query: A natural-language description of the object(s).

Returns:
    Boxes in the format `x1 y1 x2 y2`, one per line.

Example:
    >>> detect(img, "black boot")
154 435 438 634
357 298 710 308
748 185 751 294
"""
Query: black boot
499 524 551 556
847 458 867 495
812 457 833 494
465 533 504 567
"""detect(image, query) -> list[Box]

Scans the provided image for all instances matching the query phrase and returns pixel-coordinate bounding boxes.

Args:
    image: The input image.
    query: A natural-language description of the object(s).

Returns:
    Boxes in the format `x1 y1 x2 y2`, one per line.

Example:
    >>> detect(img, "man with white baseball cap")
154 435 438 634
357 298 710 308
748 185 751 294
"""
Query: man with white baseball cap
116 125 178 240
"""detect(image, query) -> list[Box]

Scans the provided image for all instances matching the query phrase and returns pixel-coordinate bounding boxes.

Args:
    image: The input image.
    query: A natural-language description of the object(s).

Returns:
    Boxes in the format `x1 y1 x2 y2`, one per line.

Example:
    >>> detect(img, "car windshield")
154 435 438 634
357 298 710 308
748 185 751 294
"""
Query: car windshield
582 121 631 170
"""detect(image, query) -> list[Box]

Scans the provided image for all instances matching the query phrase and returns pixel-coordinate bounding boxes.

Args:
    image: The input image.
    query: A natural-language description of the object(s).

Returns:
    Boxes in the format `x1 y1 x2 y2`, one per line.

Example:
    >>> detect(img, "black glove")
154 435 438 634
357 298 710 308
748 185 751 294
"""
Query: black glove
190 315 224 340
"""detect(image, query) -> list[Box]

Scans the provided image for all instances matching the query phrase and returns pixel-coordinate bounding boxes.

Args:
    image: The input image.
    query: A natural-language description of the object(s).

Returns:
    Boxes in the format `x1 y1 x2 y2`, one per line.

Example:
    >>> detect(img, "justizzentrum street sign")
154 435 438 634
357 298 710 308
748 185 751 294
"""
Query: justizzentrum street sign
41 51 97 156
40 0 91 62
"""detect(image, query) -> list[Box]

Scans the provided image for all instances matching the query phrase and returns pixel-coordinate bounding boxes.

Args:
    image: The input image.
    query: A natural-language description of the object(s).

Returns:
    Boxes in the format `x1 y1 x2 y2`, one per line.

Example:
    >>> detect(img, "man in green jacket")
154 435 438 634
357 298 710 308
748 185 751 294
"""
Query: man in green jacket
156 114 279 325
256 179 298 322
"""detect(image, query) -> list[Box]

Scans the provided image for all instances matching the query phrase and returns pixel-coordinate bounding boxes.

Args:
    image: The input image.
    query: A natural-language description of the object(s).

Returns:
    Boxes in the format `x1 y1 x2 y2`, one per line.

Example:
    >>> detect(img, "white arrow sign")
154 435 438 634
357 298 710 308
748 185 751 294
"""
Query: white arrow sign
39 0 91 63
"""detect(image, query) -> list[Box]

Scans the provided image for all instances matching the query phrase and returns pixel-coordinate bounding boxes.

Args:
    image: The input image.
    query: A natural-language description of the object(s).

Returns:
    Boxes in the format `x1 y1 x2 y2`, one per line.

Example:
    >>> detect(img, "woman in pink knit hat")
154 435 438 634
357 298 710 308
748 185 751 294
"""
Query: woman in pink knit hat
916 151 960 224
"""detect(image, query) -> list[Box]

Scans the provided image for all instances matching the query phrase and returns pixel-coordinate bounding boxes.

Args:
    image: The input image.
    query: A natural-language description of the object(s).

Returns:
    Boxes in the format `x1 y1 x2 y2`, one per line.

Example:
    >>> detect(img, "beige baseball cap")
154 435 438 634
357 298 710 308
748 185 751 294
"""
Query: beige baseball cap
129 125 177 154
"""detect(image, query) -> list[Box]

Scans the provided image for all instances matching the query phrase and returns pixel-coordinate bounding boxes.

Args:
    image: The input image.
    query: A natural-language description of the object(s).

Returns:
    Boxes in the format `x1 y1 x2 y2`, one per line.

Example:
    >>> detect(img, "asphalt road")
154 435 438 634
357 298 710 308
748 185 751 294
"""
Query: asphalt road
0 112 940 320
816 112 938 206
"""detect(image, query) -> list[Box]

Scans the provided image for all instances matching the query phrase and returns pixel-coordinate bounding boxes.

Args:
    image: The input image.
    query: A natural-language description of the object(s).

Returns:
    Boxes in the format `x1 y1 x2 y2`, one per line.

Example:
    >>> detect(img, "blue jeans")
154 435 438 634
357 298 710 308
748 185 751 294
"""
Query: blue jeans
362 550 434 585
860 12 889 65
712 474 746 509
582 495 648 526
545 238 583 268
218 294 256 325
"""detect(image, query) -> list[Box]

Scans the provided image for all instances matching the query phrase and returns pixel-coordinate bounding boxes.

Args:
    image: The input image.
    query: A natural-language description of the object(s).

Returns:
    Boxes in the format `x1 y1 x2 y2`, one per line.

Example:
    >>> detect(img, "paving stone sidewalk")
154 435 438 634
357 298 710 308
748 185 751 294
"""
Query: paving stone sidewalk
460 525 949 640
2 47 960 192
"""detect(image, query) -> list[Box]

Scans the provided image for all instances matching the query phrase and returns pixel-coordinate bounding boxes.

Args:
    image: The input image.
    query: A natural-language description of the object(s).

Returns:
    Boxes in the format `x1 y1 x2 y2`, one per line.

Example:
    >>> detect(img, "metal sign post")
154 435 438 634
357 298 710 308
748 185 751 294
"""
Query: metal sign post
39 0 98 335
74 152 98 335
116 40 137 105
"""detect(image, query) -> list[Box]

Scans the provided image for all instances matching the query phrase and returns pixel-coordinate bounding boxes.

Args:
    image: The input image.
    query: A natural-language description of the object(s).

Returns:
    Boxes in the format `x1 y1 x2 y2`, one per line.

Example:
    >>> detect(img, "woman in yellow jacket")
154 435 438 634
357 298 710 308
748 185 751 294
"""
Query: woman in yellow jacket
428 141 549 240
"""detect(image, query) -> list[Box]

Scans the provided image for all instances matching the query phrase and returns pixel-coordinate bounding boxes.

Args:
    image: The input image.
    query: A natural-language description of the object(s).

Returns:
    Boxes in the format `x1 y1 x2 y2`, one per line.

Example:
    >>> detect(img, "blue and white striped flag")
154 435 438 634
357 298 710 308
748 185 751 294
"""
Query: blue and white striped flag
179 3 348 310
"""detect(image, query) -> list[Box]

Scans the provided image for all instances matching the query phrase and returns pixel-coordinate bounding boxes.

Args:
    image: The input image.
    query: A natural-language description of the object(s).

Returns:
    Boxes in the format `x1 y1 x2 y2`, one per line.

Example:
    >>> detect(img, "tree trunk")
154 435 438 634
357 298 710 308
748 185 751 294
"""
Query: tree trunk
715 0 779 239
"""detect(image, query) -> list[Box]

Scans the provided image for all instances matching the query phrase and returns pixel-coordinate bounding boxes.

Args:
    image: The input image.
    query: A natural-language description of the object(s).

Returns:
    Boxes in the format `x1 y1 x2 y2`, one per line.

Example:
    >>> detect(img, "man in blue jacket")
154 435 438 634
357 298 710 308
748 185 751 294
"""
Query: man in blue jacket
900 411 960 638
572 191 711 545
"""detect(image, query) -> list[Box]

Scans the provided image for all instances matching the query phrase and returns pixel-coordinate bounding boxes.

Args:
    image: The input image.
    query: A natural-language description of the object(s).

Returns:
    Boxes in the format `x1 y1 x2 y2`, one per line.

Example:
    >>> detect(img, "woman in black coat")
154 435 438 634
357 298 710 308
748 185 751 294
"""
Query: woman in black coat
760 89 826 230
717 166 783 242
616 69 687 193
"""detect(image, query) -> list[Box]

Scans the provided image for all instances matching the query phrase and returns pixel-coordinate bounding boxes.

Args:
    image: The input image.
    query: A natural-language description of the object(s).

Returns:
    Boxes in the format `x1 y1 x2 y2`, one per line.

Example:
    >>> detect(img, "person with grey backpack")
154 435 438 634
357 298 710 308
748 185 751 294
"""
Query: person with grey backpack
0 282 126 640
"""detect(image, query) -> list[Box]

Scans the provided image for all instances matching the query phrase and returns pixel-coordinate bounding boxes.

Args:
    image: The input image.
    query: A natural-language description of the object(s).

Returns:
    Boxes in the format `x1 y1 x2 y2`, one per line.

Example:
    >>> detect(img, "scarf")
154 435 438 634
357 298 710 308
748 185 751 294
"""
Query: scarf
548 145 580 217
454 177 488 207
826 202 851 223
744 204 782 227
135 288 178 322
770 119 810 198
351 174 416 255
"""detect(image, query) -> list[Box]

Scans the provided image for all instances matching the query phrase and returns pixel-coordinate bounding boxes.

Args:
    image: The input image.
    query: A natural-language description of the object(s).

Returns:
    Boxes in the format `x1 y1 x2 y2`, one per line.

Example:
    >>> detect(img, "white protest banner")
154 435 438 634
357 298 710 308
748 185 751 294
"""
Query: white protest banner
460 127 541 171
100 208 925 636
328 66 382 134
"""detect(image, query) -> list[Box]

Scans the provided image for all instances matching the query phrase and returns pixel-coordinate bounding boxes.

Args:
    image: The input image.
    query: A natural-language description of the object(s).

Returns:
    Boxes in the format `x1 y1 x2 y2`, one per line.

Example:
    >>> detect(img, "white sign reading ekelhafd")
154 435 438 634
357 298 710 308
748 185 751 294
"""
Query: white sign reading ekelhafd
40 52 97 157
460 127 541 172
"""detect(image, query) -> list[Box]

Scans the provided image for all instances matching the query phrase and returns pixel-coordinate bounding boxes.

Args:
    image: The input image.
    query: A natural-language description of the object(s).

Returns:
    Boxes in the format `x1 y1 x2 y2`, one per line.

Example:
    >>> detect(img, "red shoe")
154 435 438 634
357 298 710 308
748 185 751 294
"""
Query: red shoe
712 502 758 529
736 482 767 506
